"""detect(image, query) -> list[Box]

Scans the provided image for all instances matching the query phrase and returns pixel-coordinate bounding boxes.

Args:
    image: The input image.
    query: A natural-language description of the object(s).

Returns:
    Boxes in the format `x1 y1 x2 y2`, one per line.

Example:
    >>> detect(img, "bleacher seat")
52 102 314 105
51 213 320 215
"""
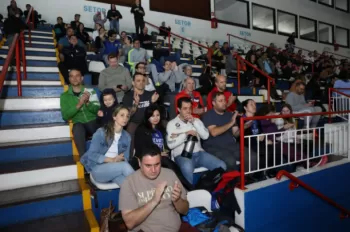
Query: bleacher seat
90 173 120 190
88 61 105 73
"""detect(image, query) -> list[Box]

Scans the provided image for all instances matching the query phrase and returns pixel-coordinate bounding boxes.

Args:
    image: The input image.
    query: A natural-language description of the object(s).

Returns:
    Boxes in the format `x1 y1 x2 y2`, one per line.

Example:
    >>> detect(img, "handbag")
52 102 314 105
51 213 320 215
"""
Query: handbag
100 201 127 232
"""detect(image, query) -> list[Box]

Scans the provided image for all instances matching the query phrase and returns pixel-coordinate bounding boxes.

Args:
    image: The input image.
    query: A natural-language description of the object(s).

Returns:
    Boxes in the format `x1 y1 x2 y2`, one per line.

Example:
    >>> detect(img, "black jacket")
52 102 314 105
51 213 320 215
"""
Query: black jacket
138 33 153 50
130 4 145 21
3 16 28 36
134 124 168 158
97 89 119 126
107 9 122 21
61 45 88 74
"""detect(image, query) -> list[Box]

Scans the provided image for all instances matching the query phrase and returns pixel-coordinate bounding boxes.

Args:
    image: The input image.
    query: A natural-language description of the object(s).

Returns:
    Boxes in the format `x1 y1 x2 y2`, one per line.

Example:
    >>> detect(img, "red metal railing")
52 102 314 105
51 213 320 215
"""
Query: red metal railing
227 33 316 74
235 53 275 104
238 110 350 190
276 170 350 219
0 7 33 96
145 21 212 68
26 7 35 47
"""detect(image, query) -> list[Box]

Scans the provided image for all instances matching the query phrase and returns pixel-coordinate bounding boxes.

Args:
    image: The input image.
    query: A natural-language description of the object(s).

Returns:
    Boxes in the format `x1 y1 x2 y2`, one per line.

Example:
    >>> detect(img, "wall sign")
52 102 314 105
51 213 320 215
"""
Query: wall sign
175 19 192 33
83 5 107 13
240 31 251 37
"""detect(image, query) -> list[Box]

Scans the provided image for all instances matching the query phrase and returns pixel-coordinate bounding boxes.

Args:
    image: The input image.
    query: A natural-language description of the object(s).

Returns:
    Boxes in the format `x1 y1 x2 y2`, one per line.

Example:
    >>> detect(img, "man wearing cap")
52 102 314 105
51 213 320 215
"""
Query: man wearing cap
70 14 81 31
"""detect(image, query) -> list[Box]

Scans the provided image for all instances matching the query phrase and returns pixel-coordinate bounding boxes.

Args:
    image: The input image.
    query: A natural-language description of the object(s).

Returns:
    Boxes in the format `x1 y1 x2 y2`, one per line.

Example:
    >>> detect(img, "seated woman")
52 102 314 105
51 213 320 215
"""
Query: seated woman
80 106 134 185
76 23 92 45
130 104 193 190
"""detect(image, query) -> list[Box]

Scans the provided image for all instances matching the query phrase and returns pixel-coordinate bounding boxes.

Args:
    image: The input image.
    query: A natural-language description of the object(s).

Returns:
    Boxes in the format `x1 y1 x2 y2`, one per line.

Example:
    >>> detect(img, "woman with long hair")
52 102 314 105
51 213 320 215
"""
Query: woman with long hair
76 23 92 45
80 106 134 185
131 104 193 190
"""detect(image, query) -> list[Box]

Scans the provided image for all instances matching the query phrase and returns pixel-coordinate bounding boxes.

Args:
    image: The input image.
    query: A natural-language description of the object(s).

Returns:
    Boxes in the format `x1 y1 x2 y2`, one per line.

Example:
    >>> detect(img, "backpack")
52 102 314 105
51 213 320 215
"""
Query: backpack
195 167 225 192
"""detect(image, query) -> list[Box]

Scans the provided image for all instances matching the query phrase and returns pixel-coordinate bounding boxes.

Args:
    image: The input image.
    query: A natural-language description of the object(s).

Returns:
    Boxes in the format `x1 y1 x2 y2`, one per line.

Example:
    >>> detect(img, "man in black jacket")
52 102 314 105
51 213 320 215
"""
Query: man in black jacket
3 13 28 46
70 14 81 31
24 4 39 29
139 27 153 50
58 35 88 84
130 0 145 35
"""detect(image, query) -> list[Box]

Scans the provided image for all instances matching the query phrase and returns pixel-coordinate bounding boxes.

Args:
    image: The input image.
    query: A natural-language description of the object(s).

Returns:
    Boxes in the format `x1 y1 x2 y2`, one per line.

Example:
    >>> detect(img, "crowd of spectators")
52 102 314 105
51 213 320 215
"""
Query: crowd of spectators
2 1 349 230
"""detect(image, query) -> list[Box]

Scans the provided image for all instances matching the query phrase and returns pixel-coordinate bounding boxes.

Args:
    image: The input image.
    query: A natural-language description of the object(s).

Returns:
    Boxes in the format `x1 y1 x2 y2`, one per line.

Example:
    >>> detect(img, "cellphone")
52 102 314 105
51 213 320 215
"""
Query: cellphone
117 85 122 89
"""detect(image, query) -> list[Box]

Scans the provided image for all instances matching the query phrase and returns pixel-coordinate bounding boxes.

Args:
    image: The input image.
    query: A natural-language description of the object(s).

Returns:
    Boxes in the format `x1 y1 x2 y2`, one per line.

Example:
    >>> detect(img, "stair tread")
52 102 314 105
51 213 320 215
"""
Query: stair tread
0 156 75 174
0 211 90 232
0 137 71 149
0 179 81 207
0 122 68 130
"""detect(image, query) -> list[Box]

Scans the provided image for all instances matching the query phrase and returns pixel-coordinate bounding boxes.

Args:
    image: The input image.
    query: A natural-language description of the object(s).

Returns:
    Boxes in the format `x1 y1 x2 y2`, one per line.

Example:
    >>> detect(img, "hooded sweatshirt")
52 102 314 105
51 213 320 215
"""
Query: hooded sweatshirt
97 88 119 126
98 65 132 103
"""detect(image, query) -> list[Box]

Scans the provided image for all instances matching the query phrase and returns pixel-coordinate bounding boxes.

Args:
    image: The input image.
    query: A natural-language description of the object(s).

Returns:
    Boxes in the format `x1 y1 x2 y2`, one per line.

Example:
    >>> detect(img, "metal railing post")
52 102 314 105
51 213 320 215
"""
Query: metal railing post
236 55 241 94
20 32 27 80
15 39 22 97
328 88 332 123
239 117 245 190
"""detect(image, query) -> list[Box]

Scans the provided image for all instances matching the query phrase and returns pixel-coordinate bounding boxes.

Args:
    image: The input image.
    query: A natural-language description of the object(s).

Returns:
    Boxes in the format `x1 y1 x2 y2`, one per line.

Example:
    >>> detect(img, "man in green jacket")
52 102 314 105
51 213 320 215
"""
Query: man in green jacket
60 69 100 156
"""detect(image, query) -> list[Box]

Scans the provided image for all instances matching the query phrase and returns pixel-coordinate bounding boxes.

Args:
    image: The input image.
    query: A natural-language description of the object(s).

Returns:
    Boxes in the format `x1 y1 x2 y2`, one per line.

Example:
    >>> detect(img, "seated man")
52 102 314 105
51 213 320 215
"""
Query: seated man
123 73 159 155
128 38 151 71
98 53 132 103
286 82 322 129
58 27 85 51
58 35 88 84
135 62 155 91
138 26 153 50
167 97 226 184
23 4 39 29
119 144 190 232
154 59 187 92
70 13 81 31
207 75 237 112
202 92 257 171
175 77 204 118
103 30 122 65
60 69 100 156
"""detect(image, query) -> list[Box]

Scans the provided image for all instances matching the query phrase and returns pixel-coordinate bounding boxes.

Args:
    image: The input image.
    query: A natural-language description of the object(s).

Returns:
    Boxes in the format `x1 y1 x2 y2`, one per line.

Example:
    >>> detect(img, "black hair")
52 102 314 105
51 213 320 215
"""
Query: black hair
139 144 161 161
177 97 192 109
26 4 31 7
108 30 117 38
241 99 254 114
223 42 228 45
135 62 146 70
133 72 145 81
0 14 3 21
143 104 164 132
212 91 225 102
295 82 306 88
57 16 62 21
256 104 275 116
133 38 140 43
69 68 82 75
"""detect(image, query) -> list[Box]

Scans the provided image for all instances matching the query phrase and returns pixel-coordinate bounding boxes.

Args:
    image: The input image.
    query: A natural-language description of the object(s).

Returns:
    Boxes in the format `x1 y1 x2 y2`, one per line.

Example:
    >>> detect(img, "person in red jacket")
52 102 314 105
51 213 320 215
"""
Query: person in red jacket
175 77 204 118
207 75 237 112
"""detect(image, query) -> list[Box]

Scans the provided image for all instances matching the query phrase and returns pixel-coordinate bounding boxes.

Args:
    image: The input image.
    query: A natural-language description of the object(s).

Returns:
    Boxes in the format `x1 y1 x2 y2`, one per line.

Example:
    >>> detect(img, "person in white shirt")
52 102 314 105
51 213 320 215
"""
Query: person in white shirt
166 97 226 184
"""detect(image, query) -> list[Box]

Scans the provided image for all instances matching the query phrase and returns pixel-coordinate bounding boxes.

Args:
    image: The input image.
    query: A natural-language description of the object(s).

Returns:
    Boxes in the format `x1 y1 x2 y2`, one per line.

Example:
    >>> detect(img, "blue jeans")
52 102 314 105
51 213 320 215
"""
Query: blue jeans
175 151 227 184
110 19 119 33
91 161 134 185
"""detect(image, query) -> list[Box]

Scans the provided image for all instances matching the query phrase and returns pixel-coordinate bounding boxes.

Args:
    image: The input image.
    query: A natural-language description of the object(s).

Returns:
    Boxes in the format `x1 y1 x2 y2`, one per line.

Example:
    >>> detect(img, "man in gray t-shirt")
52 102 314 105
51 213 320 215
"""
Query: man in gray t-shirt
119 145 189 232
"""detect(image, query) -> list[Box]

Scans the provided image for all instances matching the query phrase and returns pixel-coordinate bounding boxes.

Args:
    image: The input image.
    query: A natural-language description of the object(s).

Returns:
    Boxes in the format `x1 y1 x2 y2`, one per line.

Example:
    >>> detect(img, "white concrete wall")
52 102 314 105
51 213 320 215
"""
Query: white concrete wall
1 0 349 57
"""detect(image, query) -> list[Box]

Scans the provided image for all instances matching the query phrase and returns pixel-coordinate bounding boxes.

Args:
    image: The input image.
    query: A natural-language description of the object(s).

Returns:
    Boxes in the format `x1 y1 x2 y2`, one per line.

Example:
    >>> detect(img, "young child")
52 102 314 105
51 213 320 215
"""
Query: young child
97 88 119 126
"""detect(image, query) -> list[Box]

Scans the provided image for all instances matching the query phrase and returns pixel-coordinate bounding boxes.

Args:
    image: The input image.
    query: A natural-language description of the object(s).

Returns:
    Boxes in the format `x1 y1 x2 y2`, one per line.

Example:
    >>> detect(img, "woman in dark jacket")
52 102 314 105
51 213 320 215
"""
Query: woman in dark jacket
76 23 91 45
130 104 193 190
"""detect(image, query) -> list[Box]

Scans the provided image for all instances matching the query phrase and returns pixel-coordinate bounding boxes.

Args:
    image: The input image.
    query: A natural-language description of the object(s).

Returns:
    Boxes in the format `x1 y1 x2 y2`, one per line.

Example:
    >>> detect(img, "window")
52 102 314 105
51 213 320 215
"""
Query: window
214 0 250 28
277 10 297 37
252 3 276 33
335 26 349 47
299 16 317 42
335 0 349 12
319 22 334 44
318 0 335 7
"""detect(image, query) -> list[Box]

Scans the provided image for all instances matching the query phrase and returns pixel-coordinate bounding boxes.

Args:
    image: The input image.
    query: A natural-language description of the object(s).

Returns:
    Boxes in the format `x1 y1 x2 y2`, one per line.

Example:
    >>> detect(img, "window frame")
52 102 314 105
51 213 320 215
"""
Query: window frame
318 21 335 45
299 16 318 42
318 0 335 8
335 26 350 48
251 3 276 34
335 0 350 12
215 0 250 29
277 10 298 37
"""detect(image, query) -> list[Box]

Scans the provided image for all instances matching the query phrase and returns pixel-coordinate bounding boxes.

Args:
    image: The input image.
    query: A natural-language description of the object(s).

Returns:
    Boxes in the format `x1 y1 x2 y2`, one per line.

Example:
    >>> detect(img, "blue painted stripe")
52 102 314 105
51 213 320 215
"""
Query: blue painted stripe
25 32 53 37
244 163 350 232
4 42 54 49
0 140 72 163
0 194 83 227
0 60 57 67
0 50 56 56
0 111 65 127
25 37 53 42
6 72 60 81
1 86 63 98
